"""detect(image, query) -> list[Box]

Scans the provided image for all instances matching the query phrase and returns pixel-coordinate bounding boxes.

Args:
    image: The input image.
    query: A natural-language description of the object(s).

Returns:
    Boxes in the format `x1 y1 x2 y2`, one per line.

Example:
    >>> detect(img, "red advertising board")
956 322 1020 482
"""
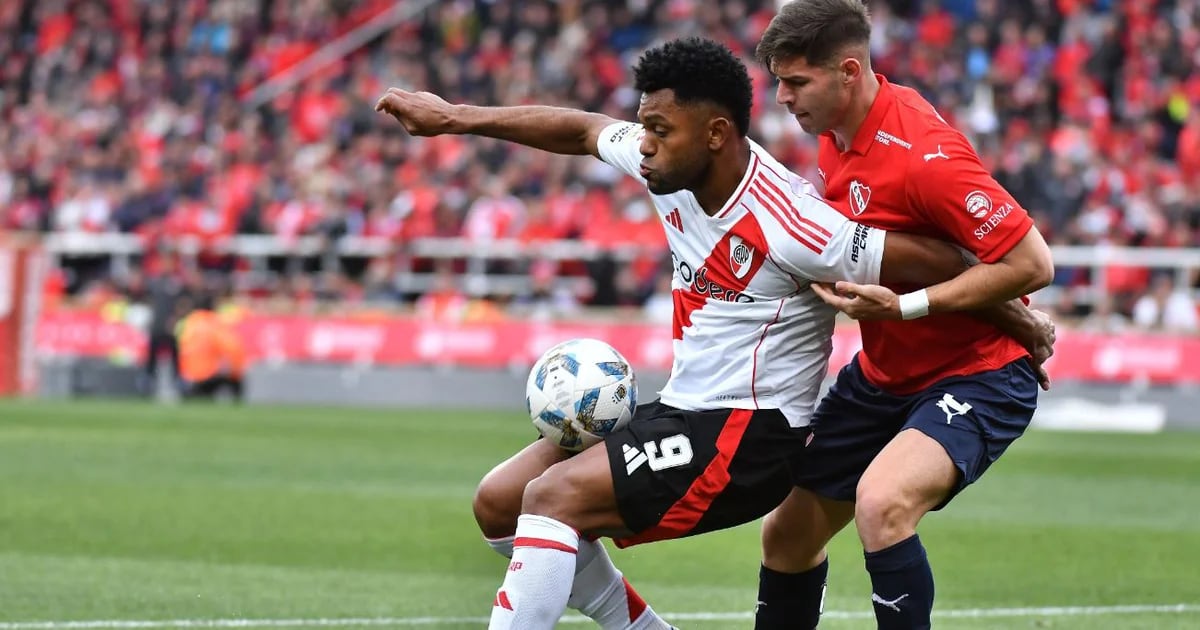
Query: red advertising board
33 309 1200 384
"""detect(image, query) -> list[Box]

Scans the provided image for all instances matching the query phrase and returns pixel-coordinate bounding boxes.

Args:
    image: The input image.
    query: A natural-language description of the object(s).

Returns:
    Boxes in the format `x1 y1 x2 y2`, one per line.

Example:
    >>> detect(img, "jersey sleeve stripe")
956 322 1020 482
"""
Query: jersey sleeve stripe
756 175 834 238
752 180 831 247
749 187 824 255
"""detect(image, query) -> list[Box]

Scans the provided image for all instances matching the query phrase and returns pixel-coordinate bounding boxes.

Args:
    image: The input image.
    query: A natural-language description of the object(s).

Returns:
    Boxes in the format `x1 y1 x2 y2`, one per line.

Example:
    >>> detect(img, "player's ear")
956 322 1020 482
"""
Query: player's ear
839 57 862 85
708 117 733 151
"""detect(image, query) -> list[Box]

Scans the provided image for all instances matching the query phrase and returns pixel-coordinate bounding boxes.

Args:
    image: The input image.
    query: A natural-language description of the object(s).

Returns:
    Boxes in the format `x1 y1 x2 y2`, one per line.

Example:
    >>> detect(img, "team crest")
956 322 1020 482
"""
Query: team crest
729 236 755 279
849 180 872 215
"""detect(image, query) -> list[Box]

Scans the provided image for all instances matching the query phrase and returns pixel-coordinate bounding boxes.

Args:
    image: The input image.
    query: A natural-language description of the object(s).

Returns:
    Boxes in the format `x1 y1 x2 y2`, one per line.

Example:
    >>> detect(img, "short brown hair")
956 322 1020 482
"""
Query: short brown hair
755 0 871 69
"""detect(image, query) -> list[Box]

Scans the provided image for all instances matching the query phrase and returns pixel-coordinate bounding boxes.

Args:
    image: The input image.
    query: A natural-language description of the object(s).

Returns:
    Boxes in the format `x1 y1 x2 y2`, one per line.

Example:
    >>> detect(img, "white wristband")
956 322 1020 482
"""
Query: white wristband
898 289 930 320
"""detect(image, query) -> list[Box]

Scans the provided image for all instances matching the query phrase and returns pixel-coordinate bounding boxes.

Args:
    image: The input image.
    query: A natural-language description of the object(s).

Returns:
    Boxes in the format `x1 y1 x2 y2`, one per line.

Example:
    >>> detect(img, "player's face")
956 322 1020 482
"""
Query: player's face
636 89 712 195
770 55 852 135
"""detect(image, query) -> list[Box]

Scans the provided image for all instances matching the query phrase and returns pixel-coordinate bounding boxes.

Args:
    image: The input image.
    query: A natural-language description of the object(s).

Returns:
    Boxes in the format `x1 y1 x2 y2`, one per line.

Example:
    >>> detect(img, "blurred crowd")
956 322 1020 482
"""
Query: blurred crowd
0 0 1197 331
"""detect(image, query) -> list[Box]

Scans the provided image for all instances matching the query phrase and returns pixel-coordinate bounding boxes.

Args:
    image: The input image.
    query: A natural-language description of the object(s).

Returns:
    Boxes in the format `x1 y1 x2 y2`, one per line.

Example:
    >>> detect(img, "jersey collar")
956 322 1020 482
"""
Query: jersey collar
826 74 896 156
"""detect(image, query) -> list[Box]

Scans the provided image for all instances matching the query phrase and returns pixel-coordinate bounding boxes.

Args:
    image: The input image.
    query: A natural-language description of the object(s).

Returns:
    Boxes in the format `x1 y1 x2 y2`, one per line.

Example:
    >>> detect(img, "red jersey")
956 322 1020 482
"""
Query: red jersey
817 75 1034 394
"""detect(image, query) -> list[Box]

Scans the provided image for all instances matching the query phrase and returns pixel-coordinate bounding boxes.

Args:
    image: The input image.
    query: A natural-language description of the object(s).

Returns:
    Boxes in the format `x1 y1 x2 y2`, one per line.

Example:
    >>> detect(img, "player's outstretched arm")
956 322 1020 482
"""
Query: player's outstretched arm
375 88 620 158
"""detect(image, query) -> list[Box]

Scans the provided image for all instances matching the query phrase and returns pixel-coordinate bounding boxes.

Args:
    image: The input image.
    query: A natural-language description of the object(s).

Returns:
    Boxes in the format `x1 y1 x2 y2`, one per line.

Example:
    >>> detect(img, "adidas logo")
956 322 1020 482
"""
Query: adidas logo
664 208 683 233
493 590 514 610
623 443 648 475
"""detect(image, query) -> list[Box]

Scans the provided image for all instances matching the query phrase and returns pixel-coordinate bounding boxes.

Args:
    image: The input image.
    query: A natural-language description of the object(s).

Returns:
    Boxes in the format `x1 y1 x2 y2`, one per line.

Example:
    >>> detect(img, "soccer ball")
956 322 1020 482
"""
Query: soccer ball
526 338 638 452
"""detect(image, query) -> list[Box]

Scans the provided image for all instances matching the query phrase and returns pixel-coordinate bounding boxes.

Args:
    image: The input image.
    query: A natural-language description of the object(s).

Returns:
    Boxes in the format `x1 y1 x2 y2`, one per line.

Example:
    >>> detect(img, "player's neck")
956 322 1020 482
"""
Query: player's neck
831 72 881 152
693 139 751 217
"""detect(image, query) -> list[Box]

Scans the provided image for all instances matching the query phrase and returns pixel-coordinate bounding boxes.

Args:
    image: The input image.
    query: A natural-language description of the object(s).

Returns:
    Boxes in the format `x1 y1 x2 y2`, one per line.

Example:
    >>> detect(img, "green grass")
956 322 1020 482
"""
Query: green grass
1 400 1198 629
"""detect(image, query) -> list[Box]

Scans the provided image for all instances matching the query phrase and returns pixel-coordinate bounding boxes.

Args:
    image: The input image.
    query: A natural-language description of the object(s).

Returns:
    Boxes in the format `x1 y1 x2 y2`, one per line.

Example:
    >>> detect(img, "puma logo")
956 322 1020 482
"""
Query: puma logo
871 592 910 612
936 393 973 424
923 145 949 162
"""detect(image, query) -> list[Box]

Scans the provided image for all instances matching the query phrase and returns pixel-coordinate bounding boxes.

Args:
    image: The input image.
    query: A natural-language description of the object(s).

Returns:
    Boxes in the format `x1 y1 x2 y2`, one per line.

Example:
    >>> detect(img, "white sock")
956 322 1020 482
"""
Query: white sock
570 538 673 630
488 514 579 630
485 533 672 629
485 534 515 558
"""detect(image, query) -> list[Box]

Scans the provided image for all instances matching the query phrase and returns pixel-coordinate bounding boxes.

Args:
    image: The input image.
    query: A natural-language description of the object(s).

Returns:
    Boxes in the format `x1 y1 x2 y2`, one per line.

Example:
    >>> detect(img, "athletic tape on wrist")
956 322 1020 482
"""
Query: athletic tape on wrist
898 289 930 320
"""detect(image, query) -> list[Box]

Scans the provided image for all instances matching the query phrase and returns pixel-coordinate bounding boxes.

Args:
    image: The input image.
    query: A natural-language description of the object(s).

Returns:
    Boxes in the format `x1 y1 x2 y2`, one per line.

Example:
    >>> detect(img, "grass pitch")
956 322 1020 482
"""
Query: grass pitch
1 400 1198 629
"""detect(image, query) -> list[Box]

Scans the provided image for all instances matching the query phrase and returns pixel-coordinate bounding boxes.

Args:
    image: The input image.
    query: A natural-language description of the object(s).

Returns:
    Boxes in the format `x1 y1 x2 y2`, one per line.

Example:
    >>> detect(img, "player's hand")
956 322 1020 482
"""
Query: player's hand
811 281 903 320
1025 308 1056 391
374 88 459 136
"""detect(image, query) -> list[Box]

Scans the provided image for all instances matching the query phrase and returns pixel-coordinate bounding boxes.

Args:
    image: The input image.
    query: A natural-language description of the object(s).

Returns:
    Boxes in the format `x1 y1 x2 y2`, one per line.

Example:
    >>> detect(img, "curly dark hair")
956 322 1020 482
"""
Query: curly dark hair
632 37 753 137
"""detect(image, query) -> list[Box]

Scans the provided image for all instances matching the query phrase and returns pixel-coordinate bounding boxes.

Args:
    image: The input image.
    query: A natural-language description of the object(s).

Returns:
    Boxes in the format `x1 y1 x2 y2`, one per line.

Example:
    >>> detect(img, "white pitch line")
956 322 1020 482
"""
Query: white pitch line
1 605 1198 629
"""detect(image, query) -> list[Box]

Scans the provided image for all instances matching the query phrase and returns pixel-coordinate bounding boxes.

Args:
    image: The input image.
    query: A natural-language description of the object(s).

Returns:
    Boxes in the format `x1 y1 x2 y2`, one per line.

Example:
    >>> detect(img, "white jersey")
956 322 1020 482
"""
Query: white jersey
597 122 886 427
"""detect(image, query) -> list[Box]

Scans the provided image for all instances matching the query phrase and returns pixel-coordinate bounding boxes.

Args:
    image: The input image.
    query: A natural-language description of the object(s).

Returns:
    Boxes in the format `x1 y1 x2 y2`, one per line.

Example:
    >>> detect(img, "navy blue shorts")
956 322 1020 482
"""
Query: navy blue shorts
791 356 1038 508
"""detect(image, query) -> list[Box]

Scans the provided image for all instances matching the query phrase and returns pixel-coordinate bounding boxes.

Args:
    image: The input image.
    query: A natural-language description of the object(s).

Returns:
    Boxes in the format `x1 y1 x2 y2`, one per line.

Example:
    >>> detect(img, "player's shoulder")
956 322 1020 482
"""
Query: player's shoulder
883 89 981 184
888 85 975 152
743 149 841 253
889 82 948 130
750 141 822 198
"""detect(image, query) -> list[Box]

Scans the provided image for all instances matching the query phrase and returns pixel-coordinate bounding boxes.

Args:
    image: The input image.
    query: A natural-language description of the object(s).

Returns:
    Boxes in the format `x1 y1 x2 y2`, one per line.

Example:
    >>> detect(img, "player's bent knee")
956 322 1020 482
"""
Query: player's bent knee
761 507 828 570
521 457 604 525
520 467 575 520
854 484 916 542
472 469 525 539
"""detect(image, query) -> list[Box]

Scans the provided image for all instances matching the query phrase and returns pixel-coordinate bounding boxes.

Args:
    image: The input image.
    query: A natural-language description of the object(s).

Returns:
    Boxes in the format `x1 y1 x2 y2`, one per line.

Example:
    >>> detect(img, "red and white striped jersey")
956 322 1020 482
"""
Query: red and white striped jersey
597 122 886 427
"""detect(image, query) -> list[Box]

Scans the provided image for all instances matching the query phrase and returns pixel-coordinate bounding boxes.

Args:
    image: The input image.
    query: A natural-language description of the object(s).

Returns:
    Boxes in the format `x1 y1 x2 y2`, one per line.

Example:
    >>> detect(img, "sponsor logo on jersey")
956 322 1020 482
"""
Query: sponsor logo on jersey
974 203 1014 240
609 123 639 144
874 129 912 150
729 236 755 279
965 190 993 219
675 257 755 303
849 180 872 216
850 224 871 263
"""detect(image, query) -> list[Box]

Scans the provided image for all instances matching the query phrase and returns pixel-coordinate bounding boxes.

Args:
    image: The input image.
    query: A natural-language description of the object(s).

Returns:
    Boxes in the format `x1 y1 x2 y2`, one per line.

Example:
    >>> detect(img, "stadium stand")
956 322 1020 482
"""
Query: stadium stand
0 0 1197 329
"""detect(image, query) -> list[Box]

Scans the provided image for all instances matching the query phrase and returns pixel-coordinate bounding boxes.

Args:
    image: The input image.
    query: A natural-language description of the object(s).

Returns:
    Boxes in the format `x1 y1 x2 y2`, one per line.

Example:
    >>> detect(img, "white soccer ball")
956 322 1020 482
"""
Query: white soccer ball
526 338 638 452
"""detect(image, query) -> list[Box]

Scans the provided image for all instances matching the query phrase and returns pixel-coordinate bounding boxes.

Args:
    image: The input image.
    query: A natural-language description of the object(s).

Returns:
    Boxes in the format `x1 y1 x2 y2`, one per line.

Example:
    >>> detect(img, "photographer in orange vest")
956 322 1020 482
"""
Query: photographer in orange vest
177 293 246 401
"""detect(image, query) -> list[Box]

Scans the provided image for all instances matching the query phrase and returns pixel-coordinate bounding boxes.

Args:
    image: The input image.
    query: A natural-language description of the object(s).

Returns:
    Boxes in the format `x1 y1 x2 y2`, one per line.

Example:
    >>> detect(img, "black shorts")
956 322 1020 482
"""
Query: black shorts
607 401 808 548
792 356 1038 509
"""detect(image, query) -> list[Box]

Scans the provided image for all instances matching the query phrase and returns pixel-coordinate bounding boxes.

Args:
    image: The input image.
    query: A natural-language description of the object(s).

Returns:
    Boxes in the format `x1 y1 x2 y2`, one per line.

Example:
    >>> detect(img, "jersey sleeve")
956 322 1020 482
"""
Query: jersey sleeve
771 194 885 285
595 121 648 182
907 129 1034 263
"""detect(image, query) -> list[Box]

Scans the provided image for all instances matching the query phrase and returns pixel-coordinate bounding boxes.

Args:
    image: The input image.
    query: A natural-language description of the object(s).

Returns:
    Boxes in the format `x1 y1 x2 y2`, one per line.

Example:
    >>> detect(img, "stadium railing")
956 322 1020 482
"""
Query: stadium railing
42 232 1200 302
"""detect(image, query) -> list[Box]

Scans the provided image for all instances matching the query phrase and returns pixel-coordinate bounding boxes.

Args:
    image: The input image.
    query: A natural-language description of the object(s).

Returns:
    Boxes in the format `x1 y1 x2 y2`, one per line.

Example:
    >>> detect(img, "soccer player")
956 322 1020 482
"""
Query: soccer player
376 38 1049 630
752 2 1056 629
